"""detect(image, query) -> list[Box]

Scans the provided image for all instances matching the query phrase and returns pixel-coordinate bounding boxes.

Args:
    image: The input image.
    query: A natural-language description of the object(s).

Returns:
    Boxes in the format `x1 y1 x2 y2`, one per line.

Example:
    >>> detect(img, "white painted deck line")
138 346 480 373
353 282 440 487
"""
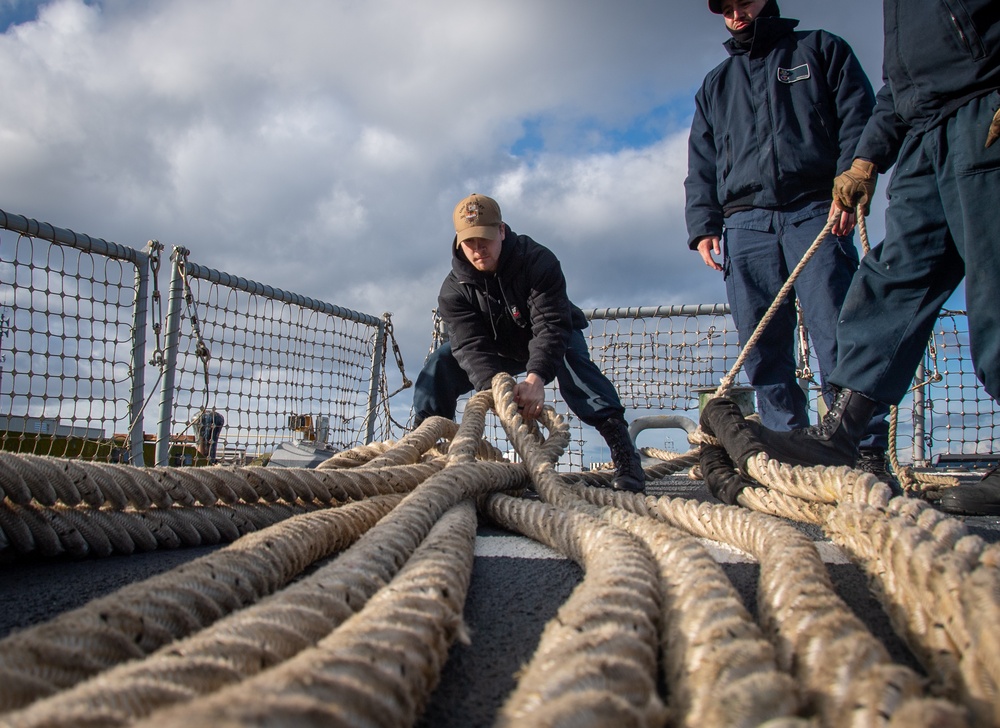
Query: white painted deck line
474 535 851 564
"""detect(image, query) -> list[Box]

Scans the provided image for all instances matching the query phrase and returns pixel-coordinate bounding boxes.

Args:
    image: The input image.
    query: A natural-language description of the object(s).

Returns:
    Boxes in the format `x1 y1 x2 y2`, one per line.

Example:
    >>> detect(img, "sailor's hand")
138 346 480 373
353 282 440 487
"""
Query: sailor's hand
514 374 546 421
987 106 1000 148
833 159 878 216
696 236 723 272
828 201 856 237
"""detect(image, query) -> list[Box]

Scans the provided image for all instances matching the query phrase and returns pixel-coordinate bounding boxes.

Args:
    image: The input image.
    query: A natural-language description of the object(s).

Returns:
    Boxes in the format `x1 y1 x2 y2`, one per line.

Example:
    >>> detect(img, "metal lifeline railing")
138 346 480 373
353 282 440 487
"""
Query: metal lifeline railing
431 304 994 469
425 303 997 469
0 209 152 465
0 209 395 468
156 248 391 466
579 304 998 468
1 205 995 470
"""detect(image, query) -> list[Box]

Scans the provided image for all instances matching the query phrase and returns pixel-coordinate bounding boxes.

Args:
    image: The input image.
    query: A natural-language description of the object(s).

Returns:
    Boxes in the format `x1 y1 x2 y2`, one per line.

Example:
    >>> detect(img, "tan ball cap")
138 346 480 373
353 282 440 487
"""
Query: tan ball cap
454 194 502 246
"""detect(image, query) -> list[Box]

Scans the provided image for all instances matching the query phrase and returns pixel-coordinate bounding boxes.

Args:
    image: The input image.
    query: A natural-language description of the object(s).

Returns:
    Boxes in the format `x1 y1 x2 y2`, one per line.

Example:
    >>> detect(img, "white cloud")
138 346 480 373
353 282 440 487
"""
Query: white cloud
0 0 888 394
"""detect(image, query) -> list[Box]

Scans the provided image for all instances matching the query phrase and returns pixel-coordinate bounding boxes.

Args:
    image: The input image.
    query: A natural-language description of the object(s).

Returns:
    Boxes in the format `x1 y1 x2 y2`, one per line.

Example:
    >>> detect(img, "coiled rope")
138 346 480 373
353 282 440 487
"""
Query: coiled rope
0 372 990 726
685 204 998 724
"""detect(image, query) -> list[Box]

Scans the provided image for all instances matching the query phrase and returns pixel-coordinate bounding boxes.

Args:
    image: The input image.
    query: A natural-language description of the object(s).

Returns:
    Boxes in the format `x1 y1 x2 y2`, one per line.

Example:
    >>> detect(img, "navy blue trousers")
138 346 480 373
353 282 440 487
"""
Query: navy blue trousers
723 200 887 447
833 90 1000 406
411 330 625 427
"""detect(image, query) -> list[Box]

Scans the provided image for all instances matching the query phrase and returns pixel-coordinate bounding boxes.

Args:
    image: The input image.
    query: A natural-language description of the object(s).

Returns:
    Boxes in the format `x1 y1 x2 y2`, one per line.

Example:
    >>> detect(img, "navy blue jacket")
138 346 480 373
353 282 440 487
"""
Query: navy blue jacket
685 17 875 249
437 226 588 391
856 0 1000 170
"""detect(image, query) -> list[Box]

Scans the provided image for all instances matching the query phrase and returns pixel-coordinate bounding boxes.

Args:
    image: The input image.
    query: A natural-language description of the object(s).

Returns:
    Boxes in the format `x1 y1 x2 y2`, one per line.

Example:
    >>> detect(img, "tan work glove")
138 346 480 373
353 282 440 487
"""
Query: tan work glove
833 159 878 215
987 106 1000 148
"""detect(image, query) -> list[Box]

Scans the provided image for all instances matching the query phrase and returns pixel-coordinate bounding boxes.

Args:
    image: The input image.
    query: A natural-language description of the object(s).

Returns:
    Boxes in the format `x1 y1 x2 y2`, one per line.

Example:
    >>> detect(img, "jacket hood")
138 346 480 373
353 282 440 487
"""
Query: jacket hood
725 16 798 57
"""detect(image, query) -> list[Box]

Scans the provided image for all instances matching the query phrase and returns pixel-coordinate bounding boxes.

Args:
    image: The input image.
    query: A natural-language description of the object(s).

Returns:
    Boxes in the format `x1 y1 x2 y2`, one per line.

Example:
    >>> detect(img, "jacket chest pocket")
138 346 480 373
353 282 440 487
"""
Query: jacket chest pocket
942 0 987 59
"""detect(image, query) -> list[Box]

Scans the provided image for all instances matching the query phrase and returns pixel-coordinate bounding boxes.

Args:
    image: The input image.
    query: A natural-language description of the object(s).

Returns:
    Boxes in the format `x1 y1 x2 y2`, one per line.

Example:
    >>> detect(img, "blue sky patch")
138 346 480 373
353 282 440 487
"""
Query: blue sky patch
0 0 42 32
510 98 694 158
0 0 99 32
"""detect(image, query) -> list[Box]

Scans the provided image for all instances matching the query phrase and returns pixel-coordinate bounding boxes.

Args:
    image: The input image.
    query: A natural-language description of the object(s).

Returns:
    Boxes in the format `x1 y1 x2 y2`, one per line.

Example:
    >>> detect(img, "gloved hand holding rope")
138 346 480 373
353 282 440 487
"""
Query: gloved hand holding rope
833 158 878 216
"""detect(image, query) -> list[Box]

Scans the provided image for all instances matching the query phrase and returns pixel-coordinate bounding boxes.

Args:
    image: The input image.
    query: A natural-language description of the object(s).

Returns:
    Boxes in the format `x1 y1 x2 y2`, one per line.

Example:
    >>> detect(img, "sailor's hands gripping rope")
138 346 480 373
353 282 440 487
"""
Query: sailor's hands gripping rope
514 372 546 422
830 158 878 236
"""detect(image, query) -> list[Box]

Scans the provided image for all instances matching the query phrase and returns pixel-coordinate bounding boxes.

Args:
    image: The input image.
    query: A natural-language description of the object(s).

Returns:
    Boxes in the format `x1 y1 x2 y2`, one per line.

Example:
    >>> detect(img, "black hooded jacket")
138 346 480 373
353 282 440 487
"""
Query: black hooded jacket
855 0 1000 170
437 225 588 391
684 16 874 248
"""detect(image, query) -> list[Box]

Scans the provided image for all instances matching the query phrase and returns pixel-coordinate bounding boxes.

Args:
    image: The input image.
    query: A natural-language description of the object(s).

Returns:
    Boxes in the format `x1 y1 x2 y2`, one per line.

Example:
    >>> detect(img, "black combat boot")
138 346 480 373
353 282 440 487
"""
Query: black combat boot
596 417 646 493
699 442 753 506
857 447 888 475
857 446 904 495
701 388 878 473
939 467 1000 516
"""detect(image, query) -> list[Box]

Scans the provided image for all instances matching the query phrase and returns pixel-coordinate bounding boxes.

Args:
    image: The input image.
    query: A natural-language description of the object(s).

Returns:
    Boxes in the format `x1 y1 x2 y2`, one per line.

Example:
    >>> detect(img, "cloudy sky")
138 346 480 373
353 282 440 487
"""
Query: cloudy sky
0 0 897 424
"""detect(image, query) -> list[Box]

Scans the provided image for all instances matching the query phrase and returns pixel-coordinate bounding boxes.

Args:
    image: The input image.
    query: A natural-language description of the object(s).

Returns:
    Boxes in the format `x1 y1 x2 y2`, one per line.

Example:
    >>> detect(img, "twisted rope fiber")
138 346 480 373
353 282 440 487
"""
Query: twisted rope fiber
488 374 575 509
314 441 394 469
0 495 405 716
828 500 971 691
640 447 700 467
704 206 956 503
691 208 904 530
316 414 506 471
565 451 700 492
687 225 986 724
743 455 893 510
689 406 894 539
131 500 479 728
358 416 508 469
716 216 835 398
740 445 996 723
0 393 530 726
108 391 529 724
576 487 963 726
961 544 1000 726
0 450 446 513
481 374 668 727
599 506 803 728
484 494 667 727
354 416 460 468
0 454 443 559
826 498 999 725
0 500 318 559
882 392 958 495
2 508 394 726
736 486 834 525
0 453 142 509
0 320 989 728
442 390 507 465
547 441 804 725
698 436 987 723
496 368 951 725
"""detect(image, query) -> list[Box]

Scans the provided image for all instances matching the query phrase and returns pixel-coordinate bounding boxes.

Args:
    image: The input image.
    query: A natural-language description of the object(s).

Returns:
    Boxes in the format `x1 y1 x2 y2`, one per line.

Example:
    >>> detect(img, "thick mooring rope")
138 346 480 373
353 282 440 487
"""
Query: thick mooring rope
702 441 998 727
827 498 1000 727
671 203 990 725
0 370 991 727
0 450 448 559
574 488 964 727
485 493 666 727
132 500 480 728
600 507 801 727
487 377 968 727
0 495 404 714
